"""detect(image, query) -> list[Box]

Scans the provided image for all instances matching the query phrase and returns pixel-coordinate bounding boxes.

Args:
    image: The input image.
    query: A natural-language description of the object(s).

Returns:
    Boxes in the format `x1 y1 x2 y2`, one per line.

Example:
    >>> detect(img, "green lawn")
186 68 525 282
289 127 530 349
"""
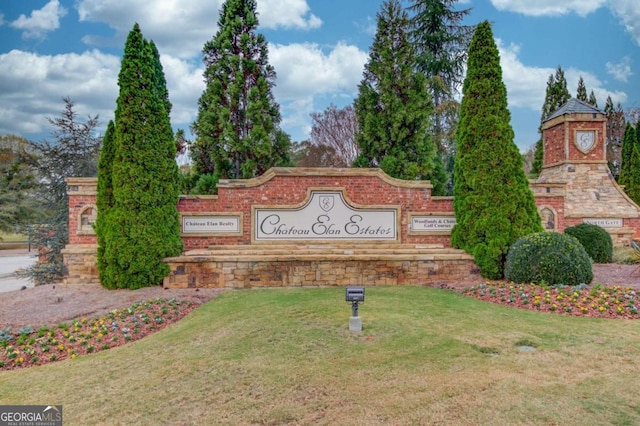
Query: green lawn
1 286 639 425
0 232 27 243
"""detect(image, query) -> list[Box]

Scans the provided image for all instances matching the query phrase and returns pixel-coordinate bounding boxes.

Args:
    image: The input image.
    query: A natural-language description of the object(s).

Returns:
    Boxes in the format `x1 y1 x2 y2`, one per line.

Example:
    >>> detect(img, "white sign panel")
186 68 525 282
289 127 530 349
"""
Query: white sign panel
182 215 241 234
411 216 456 232
583 218 623 228
254 191 397 241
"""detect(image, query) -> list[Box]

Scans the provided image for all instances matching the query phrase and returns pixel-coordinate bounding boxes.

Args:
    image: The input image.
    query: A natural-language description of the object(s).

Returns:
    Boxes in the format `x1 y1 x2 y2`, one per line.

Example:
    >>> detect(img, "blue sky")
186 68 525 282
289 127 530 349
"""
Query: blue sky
0 0 638 153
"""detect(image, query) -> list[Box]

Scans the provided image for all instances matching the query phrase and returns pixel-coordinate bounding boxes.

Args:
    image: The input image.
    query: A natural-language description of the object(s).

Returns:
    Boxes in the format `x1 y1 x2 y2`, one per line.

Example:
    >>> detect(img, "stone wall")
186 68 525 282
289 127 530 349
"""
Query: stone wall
163 245 478 289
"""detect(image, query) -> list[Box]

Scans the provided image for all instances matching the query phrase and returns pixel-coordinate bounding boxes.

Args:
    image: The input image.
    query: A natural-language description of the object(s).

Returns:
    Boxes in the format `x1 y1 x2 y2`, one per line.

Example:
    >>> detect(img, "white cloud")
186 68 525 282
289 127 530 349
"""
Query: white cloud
158 55 204 127
0 39 368 143
10 0 67 39
269 42 367 140
490 0 605 17
257 0 322 30
77 0 223 59
0 49 119 135
497 40 626 112
0 48 206 137
77 0 321 59
490 0 640 46
270 42 367 100
608 0 640 46
497 41 553 111
606 56 633 82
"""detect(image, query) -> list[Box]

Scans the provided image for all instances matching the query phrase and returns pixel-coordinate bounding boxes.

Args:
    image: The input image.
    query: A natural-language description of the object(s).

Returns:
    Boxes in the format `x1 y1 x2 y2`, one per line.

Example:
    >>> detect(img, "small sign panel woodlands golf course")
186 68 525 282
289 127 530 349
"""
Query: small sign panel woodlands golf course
410 215 456 232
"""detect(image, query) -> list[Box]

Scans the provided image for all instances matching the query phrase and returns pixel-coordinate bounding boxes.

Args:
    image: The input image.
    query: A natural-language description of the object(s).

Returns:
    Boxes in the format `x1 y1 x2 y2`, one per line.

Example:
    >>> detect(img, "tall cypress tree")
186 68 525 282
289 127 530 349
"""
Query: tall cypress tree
531 67 572 176
604 96 626 179
354 0 446 193
452 21 542 279
100 23 182 289
619 123 636 189
149 40 172 116
191 0 289 180
588 90 598 107
576 76 588 102
95 120 115 281
624 122 640 205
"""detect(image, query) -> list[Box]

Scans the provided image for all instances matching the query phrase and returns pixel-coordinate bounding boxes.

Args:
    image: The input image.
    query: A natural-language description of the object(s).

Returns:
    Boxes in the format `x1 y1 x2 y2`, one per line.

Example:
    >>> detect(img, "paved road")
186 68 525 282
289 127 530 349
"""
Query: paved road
0 253 37 293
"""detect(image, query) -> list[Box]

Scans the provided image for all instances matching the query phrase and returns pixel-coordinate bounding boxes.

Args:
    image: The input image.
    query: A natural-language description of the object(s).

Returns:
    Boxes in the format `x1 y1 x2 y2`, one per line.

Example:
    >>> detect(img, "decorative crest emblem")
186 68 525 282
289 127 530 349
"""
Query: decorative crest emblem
319 195 335 212
575 130 596 154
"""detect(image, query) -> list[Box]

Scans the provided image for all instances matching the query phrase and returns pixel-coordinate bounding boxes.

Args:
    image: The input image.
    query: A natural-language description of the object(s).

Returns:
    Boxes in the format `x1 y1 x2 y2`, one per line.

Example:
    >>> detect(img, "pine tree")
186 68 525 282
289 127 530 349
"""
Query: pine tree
191 0 289 181
18 98 101 285
545 67 571 118
451 21 542 279
99 23 182 289
408 0 474 193
576 76 588 102
531 67 571 177
619 122 636 189
588 90 598 107
354 0 446 193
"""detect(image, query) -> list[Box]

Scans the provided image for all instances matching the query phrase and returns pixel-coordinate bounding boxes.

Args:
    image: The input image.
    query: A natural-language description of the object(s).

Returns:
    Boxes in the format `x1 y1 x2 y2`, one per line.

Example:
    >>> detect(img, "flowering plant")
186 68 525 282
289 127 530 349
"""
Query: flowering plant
464 283 639 319
0 298 195 370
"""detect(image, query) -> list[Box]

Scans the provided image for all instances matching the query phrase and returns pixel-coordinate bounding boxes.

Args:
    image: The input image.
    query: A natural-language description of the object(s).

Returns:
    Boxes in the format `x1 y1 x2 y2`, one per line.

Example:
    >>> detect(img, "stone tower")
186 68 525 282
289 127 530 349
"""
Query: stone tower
530 98 640 245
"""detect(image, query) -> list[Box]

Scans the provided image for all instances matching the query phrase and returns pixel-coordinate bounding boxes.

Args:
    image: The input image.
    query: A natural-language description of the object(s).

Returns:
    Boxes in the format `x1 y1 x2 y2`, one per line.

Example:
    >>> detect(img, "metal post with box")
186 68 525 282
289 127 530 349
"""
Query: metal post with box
345 286 365 331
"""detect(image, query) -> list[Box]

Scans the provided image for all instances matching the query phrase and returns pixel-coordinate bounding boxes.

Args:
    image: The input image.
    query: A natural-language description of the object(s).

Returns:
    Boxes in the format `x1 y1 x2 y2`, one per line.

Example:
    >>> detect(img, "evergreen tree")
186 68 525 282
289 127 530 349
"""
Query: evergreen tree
408 0 474 193
604 96 626 179
530 139 544 177
619 122 635 189
354 0 446 193
149 41 172 116
531 67 571 177
451 21 542 279
588 90 598 107
191 0 289 180
544 67 571 118
95 120 115 282
624 123 640 205
576 76 588 102
19 98 101 285
100 23 182 289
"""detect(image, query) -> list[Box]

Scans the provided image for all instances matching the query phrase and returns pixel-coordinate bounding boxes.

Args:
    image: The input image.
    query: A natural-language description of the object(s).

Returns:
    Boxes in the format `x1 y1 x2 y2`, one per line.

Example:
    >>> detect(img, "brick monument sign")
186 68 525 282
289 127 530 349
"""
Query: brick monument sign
62 98 640 287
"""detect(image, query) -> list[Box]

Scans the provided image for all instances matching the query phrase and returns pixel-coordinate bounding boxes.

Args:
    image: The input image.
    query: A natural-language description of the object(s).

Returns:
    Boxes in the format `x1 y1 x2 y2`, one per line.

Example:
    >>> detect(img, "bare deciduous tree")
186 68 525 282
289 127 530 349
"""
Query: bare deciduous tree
309 104 359 167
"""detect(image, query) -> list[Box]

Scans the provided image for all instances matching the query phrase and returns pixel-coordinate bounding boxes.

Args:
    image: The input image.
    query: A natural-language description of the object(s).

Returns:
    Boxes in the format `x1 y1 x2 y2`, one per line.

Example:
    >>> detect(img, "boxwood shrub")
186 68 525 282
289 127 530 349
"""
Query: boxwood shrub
504 232 593 286
564 223 613 263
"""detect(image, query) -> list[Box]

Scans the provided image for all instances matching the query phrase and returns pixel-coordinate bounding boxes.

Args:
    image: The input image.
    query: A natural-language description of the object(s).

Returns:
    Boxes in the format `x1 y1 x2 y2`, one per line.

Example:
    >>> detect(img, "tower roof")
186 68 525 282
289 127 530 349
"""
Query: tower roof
544 98 604 122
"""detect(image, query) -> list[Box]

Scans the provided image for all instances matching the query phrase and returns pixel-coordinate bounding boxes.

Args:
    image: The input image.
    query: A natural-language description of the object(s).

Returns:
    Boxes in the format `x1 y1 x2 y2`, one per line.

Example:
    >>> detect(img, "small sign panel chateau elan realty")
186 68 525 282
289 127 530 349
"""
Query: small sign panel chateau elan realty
182 215 241 234
254 190 398 241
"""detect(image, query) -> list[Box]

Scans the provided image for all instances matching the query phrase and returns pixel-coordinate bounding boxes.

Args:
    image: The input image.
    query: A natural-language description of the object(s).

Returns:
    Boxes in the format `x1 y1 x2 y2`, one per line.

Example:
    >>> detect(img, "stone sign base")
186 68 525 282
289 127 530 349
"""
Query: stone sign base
61 244 99 285
162 243 478 289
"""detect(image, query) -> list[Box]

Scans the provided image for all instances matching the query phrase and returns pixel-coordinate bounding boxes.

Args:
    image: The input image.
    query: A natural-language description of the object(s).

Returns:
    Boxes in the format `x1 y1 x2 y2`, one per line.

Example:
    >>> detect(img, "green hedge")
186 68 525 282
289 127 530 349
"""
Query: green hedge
564 223 613 263
504 232 593 286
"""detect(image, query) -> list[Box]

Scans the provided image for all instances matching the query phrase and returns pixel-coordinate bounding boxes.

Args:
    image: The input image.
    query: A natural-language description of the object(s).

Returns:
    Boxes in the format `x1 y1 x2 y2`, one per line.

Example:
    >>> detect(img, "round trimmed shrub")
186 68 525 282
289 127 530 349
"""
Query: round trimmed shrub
504 232 593 286
564 223 613 263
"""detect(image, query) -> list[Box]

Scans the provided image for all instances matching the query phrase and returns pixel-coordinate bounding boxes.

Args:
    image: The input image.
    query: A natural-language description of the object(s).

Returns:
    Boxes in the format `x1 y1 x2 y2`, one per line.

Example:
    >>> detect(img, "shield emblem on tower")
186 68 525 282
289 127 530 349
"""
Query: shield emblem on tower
319 195 335 212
